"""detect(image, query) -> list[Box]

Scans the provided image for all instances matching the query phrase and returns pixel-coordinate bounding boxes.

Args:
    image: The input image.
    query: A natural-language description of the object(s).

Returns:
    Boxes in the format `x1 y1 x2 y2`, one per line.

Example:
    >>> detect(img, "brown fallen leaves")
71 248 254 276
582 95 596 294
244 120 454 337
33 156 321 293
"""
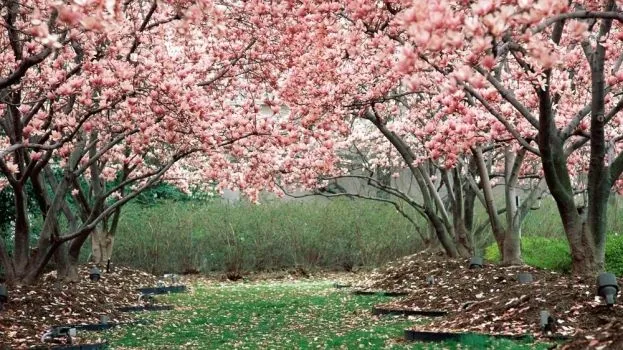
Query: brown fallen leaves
0 265 160 349
357 251 623 349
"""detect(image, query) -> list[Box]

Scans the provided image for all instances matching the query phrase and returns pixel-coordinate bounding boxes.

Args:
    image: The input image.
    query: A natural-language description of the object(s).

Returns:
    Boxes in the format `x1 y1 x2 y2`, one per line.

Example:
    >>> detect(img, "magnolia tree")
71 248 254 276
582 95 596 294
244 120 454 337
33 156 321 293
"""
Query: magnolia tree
319 127 487 255
264 0 547 263
394 0 623 274
269 1 471 257
270 0 622 272
0 0 341 285
469 144 546 264
344 102 546 263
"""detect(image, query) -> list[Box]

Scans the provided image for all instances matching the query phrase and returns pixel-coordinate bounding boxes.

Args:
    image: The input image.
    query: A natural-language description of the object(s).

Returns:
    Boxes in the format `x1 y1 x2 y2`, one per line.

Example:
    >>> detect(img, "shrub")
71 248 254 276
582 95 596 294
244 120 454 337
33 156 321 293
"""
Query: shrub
111 199 425 275
605 234 623 276
485 236 572 273
485 235 623 275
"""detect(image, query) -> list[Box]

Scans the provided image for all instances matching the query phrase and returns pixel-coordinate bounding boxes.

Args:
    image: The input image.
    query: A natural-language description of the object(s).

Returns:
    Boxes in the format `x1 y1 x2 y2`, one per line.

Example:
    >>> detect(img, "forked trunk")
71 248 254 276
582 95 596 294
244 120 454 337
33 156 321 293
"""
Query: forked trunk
54 243 80 282
567 222 598 275
427 212 459 258
91 229 115 265
454 220 472 257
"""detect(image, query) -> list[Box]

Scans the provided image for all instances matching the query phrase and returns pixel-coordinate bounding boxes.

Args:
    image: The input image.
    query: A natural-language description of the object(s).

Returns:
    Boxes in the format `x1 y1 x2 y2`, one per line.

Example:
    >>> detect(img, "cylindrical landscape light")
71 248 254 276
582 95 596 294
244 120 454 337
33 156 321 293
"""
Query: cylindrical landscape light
517 272 534 284
469 256 483 269
539 310 549 330
539 310 556 332
89 267 101 282
597 272 619 306
426 276 435 286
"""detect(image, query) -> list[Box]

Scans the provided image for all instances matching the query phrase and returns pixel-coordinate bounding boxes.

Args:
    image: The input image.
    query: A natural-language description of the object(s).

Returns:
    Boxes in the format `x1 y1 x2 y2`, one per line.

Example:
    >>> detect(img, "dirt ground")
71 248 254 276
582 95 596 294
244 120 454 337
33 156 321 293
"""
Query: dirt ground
356 251 623 349
0 266 360 349
2 255 621 349
0 266 162 348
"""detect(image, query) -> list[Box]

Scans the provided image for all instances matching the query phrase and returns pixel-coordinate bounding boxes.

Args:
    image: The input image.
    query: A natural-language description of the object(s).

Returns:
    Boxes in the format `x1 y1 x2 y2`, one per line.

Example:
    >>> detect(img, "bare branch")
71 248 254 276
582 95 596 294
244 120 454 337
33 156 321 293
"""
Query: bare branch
532 10 623 34
277 182 425 236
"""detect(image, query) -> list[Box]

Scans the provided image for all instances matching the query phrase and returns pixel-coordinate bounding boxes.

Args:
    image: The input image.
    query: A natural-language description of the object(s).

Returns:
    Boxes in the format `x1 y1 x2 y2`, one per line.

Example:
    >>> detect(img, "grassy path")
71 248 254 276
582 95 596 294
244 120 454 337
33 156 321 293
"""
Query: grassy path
97 280 550 349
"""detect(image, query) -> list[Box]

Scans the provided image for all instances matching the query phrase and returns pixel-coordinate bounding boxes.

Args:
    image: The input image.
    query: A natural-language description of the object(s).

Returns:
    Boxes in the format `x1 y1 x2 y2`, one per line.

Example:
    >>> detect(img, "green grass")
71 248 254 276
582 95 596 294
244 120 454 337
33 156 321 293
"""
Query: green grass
95 280 551 349
484 236 572 273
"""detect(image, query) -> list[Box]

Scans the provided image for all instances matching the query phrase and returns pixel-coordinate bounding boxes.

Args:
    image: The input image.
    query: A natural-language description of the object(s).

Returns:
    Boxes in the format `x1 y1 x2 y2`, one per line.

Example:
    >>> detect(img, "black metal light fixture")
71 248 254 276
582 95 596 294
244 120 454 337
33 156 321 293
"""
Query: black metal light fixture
540 310 556 332
41 326 76 344
517 272 534 284
0 284 7 311
426 276 435 286
597 272 619 306
138 293 155 304
89 267 101 282
469 256 483 269
100 315 110 325
164 273 179 285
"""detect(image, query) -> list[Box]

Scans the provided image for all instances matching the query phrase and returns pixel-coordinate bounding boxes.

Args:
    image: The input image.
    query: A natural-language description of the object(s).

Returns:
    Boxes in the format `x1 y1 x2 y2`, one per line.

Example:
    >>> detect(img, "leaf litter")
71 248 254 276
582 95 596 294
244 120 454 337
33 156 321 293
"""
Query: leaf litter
356 251 623 349
0 265 165 348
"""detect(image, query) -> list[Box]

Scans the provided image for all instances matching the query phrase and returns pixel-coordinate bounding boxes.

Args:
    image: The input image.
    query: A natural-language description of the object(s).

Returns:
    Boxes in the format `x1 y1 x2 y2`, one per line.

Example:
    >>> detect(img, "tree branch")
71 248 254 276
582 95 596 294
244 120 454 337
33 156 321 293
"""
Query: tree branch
197 39 257 87
474 65 539 128
0 48 52 90
532 10 623 34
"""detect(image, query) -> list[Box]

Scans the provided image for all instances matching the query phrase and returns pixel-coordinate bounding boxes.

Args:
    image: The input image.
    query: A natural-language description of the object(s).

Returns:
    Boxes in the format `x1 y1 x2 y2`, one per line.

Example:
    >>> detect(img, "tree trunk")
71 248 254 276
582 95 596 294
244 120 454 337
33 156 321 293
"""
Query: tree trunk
91 229 115 265
582 181 609 272
502 154 523 266
463 186 476 232
566 220 597 275
454 219 472 257
472 148 507 253
501 229 522 265
54 242 80 282
452 167 473 256
427 211 459 258
13 184 30 276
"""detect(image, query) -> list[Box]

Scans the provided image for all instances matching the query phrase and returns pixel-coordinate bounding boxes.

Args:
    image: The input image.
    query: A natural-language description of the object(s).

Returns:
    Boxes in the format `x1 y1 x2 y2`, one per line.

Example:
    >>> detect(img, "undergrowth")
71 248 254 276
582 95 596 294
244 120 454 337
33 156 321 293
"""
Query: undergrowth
485 234 623 276
111 195 623 276
112 199 424 275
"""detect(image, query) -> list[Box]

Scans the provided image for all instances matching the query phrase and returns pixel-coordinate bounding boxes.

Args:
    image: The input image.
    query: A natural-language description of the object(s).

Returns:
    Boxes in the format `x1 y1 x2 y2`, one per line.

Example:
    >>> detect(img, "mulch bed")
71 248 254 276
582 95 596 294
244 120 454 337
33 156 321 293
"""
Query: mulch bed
0 265 169 348
359 251 623 348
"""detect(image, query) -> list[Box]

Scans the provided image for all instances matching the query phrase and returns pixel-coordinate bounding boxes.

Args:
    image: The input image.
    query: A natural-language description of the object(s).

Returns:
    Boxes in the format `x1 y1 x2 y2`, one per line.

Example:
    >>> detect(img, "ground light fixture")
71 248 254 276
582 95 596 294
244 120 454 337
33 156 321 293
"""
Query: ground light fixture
426 276 435 286
469 256 483 269
89 267 101 282
540 310 556 332
517 272 534 284
597 272 619 306
164 273 179 284
138 293 155 304
0 284 7 311
41 326 76 344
